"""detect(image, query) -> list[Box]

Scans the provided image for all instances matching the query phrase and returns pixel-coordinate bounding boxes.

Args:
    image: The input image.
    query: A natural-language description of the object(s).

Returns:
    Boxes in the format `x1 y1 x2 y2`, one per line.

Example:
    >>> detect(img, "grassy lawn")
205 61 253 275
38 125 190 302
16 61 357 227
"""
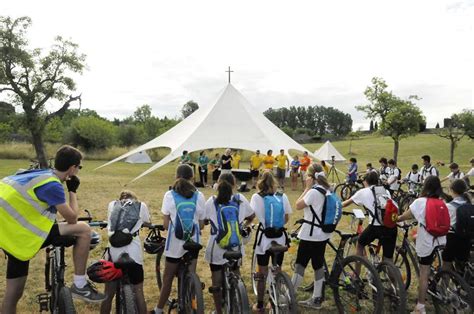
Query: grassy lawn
0 134 472 313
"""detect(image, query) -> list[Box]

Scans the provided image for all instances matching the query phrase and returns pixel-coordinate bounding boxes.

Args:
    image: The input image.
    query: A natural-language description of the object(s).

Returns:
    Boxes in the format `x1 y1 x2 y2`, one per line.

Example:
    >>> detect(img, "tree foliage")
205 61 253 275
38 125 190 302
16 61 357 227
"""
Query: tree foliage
181 100 199 118
0 16 86 166
437 109 473 162
67 116 117 150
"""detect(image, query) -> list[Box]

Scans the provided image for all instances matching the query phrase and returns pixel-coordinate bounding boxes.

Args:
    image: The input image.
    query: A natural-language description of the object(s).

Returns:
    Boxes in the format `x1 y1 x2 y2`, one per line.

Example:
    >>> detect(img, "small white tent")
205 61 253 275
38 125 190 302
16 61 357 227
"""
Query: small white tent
97 83 314 181
125 151 152 164
313 140 346 162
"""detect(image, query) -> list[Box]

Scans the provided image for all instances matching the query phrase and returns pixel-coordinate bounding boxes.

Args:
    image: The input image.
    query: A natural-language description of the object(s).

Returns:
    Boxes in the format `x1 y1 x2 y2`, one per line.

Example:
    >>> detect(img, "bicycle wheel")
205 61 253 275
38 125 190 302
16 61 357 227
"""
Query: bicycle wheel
400 195 416 213
431 269 474 314
332 255 384 314
119 284 137 314
334 183 346 198
57 286 76 314
155 248 165 289
340 185 353 201
251 249 258 296
183 272 204 314
229 277 250 314
377 261 406 314
271 271 297 314
393 246 411 290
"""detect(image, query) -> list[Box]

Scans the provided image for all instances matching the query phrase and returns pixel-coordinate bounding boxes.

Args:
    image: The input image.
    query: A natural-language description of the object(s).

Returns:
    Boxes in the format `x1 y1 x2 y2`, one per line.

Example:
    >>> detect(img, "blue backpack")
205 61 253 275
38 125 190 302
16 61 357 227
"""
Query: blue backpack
172 191 198 241
263 193 286 238
307 186 342 234
214 195 242 249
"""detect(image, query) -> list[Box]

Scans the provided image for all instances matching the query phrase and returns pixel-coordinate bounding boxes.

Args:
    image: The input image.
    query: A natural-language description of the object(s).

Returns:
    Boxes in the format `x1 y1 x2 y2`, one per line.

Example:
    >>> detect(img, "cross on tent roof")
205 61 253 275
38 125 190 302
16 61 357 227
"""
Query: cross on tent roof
226 66 233 83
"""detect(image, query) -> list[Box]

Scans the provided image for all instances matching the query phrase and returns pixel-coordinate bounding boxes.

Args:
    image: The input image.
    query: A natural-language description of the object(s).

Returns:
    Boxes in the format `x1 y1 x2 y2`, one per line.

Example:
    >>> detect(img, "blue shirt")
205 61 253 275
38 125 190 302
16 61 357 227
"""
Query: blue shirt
348 163 358 182
290 160 300 171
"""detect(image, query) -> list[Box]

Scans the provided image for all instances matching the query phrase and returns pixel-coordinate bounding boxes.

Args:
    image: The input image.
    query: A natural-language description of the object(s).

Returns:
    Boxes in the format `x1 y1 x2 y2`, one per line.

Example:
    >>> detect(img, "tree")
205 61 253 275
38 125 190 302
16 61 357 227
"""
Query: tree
435 122 440 129
358 77 425 161
437 110 473 163
133 104 152 124
369 120 374 131
67 116 117 150
181 100 199 118
347 129 362 155
0 16 86 167
374 121 378 131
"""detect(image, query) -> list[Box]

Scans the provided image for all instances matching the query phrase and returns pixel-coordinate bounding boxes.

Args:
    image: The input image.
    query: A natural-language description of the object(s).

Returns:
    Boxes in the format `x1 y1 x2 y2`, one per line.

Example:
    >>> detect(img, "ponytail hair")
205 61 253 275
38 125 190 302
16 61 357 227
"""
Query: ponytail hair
216 173 236 204
172 164 196 198
257 171 278 195
450 179 472 203
314 173 331 190
420 176 443 199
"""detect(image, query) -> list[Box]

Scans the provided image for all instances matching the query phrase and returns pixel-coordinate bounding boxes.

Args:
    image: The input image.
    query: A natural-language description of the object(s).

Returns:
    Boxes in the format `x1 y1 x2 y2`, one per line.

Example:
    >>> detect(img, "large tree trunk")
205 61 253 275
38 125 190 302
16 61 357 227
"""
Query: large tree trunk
31 129 48 168
393 138 399 162
450 139 455 163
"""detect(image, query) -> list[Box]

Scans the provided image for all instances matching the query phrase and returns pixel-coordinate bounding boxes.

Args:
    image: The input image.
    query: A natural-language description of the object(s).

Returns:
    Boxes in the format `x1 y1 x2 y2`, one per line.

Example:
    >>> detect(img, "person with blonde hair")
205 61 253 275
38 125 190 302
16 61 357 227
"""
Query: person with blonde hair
250 172 292 313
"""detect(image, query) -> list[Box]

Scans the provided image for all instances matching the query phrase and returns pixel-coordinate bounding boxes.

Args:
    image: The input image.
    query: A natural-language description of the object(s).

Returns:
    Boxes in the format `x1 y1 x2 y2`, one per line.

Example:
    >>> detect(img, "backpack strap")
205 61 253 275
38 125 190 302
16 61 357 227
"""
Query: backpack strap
304 187 327 237
369 186 383 225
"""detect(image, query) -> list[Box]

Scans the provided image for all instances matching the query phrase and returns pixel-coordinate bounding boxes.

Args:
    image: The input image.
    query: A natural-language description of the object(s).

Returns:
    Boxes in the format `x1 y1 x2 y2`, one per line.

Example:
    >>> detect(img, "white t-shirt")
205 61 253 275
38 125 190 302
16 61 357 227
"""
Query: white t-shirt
421 165 438 181
107 200 151 265
204 193 254 265
446 171 465 183
409 198 446 257
350 186 391 226
405 171 422 191
250 193 292 255
467 168 474 177
387 167 401 191
161 190 206 259
297 186 332 242
379 166 389 180
447 197 468 229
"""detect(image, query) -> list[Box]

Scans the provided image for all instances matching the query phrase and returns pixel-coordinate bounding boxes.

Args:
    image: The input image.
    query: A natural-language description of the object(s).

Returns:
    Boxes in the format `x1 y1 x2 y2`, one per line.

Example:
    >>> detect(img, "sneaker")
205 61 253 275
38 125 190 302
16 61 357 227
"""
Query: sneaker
70 281 106 303
298 297 323 309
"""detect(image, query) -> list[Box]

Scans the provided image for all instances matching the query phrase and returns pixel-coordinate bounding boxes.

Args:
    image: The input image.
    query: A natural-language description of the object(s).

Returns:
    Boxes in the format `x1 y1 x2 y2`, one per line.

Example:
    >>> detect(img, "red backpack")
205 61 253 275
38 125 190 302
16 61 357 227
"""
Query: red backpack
424 198 450 237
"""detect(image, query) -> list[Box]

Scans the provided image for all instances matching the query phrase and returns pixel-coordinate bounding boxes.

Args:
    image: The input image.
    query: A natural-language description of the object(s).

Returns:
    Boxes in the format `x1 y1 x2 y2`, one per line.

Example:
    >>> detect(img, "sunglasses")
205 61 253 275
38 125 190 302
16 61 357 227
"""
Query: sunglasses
76 165 82 169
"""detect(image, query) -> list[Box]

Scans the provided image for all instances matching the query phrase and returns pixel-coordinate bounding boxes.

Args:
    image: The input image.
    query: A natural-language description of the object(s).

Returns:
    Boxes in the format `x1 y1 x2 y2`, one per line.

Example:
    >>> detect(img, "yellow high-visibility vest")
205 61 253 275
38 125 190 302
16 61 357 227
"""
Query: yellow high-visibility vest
0 170 60 261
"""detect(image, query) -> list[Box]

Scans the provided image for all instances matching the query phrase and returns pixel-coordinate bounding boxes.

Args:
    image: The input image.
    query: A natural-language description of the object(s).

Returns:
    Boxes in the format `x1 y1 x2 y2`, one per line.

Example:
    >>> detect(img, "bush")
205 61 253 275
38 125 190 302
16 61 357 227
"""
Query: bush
118 125 146 147
0 123 13 143
67 116 117 151
44 117 64 143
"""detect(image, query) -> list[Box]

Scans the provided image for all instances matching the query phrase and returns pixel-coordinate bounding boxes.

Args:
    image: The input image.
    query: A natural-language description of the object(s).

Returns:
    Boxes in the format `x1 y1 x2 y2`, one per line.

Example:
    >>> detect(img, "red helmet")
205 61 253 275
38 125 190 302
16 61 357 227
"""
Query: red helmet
87 260 122 283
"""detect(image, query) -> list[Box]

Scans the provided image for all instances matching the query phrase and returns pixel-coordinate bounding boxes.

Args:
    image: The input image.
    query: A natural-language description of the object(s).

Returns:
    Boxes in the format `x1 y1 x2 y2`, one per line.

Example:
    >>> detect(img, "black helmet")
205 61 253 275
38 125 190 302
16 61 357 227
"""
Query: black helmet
144 231 164 254
90 231 101 250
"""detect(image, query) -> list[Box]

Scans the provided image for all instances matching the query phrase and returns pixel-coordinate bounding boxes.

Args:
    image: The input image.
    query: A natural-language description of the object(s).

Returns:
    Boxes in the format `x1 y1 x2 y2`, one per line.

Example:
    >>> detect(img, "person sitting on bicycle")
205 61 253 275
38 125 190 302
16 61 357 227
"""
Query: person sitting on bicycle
365 162 378 174
152 164 206 314
250 171 292 313
292 164 333 309
402 164 422 193
0 145 106 313
397 176 448 314
204 173 255 314
341 172 397 261
347 157 358 184
378 157 389 183
101 190 151 314
441 179 472 272
385 159 401 196
441 162 465 184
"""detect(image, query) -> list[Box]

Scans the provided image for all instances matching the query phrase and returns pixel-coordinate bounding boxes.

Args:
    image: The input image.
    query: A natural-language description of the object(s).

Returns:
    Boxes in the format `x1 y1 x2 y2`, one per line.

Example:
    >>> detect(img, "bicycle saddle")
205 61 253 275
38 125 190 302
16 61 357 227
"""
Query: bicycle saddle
115 253 136 269
50 236 76 247
183 240 203 252
223 251 242 261
268 241 288 254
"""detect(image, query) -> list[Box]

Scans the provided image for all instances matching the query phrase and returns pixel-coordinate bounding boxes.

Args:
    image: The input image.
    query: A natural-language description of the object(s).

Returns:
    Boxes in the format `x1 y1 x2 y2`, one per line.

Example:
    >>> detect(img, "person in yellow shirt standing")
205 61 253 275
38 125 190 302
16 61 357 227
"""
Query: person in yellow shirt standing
250 150 263 189
231 150 241 169
262 150 275 172
275 149 289 190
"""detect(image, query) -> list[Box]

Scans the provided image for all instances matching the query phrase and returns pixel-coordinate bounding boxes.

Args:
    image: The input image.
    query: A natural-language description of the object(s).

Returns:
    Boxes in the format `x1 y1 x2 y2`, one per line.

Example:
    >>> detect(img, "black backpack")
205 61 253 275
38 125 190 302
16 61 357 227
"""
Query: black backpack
109 200 141 247
453 201 474 239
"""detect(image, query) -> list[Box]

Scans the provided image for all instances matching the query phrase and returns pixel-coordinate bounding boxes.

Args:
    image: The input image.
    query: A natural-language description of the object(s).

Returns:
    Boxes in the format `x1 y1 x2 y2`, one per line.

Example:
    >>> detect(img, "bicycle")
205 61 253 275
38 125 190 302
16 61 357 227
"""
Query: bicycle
394 180 421 212
36 211 107 314
334 175 365 201
29 158 55 170
111 252 140 314
144 224 167 289
166 241 205 314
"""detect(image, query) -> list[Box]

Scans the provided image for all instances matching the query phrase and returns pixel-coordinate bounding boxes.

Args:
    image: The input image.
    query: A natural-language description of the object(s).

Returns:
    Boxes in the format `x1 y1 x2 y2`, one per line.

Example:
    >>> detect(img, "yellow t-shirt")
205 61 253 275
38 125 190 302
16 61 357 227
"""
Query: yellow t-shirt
275 154 288 169
263 155 275 170
250 154 263 170
231 154 241 169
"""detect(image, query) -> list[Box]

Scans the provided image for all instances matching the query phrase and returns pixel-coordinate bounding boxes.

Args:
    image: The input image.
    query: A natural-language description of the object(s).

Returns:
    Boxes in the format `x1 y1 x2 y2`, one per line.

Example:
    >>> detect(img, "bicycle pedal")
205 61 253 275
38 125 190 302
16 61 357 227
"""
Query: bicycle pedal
36 293 50 312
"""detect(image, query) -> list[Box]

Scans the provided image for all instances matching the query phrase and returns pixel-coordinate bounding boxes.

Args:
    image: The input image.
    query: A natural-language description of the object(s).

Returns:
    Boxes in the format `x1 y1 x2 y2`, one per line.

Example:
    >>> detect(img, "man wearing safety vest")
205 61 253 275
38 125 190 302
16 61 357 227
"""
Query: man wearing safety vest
0 145 105 313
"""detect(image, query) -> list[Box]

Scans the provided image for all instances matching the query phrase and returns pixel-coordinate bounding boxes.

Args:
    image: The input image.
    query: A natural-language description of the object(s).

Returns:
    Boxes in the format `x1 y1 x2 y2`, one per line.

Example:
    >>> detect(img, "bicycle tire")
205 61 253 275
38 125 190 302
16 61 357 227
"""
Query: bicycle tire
431 269 474 314
377 260 407 314
340 185 353 201
156 248 165 289
332 255 384 314
393 246 412 290
183 272 204 314
119 284 137 314
251 249 258 296
57 286 76 314
272 271 297 314
334 183 346 197
229 277 250 314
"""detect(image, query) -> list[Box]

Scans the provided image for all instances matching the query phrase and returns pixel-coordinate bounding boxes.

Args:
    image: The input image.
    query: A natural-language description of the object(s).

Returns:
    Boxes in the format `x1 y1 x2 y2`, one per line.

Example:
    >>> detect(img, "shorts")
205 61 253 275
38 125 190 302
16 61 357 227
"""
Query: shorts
6 224 61 279
295 240 327 270
212 169 220 181
276 168 286 179
165 250 199 264
209 263 238 272
442 233 471 263
256 250 284 267
122 262 144 285
300 170 307 179
251 169 260 178
419 250 437 266
358 225 397 259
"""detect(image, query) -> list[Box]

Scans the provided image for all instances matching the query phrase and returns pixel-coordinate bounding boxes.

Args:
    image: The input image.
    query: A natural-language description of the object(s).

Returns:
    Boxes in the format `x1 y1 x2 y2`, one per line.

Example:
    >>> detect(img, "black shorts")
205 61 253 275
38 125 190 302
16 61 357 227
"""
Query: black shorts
295 239 328 270
256 250 284 267
419 250 437 266
251 170 260 178
122 262 144 285
6 224 61 279
165 250 199 264
442 233 471 263
358 225 397 259
276 168 286 179
212 169 220 181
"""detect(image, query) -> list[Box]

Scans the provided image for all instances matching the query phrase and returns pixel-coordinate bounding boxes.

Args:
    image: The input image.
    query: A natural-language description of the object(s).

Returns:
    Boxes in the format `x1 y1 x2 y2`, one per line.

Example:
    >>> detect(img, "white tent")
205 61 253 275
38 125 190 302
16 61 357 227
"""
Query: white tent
125 151 152 164
97 83 314 181
313 140 346 162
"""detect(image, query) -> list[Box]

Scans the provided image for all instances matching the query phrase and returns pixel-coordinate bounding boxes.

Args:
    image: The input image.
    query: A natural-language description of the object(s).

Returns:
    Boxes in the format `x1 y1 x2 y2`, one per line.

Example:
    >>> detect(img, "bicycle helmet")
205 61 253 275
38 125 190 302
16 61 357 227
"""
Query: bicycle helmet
144 231 164 254
89 231 101 250
87 259 122 283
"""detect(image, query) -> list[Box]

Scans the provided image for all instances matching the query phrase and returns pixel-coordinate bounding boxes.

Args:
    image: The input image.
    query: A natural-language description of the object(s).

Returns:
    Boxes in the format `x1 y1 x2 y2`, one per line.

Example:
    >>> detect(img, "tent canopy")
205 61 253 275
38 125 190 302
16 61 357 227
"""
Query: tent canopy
313 140 346 162
97 84 315 182
125 151 152 164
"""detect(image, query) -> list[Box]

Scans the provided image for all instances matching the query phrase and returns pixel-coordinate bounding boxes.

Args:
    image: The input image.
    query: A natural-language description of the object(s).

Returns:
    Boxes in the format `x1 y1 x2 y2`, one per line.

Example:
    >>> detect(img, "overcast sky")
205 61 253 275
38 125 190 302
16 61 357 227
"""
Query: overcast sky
2 0 473 129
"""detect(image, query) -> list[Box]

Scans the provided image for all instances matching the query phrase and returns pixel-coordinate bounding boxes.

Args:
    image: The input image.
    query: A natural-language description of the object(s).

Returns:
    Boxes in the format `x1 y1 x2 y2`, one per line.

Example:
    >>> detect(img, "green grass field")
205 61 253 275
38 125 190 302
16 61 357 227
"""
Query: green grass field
0 134 472 313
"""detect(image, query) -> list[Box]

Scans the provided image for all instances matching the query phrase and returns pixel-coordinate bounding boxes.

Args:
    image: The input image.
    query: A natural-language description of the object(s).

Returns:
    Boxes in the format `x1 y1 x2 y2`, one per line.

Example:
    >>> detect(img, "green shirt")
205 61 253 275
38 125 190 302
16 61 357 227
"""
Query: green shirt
198 155 209 170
